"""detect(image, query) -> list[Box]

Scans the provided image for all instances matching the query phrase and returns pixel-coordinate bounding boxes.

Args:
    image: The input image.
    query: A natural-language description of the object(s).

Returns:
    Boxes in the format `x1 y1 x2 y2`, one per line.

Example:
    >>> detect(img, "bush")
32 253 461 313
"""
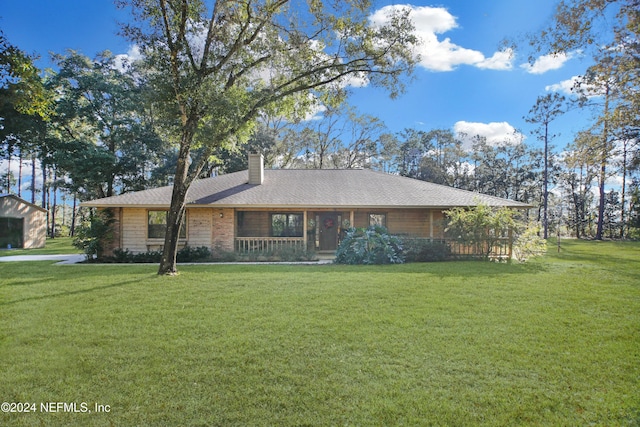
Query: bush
110 248 162 263
401 237 450 262
210 245 239 262
176 245 212 262
513 225 547 262
54 225 71 238
445 204 516 260
335 226 404 265
261 247 316 262
107 245 317 263
73 209 115 260
233 247 317 262
108 246 212 263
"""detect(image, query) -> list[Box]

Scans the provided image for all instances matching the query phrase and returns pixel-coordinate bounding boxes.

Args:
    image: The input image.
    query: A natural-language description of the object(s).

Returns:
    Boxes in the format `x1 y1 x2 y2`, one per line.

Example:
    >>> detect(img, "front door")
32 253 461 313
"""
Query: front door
319 213 338 251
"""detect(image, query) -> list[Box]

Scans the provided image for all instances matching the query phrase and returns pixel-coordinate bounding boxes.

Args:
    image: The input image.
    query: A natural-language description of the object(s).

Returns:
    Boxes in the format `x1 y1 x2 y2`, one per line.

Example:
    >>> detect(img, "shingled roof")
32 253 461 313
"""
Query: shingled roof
82 169 530 209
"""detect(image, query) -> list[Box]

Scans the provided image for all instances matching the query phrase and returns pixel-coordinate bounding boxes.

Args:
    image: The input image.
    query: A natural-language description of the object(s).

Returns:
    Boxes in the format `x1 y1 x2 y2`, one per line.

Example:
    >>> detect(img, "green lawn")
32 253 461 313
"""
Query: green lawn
0 240 638 426
0 237 81 256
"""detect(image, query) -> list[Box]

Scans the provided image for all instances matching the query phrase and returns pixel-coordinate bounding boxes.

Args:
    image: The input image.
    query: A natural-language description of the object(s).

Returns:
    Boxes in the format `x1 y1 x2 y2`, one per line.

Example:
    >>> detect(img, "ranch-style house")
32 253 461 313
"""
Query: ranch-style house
82 154 529 257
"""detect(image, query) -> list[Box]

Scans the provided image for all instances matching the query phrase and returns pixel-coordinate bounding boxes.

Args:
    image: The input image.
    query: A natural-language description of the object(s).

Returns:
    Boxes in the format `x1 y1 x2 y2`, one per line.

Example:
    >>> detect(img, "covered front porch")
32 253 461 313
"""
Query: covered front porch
235 210 355 254
230 207 512 260
232 208 443 255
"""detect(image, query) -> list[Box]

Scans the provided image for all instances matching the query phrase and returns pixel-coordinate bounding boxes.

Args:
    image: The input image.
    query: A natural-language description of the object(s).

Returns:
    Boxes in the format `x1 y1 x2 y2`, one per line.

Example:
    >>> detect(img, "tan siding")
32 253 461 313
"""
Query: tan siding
0 196 46 248
387 209 428 236
23 207 46 248
353 211 368 228
115 207 449 254
432 210 446 238
121 208 215 253
349 208 446 239
121 208 148 253
187 208 212 248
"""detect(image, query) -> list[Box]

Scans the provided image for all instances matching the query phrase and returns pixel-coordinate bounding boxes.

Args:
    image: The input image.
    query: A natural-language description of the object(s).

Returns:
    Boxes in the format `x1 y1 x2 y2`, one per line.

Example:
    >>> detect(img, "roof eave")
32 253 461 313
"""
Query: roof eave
83 202 532 210
1 194 48 213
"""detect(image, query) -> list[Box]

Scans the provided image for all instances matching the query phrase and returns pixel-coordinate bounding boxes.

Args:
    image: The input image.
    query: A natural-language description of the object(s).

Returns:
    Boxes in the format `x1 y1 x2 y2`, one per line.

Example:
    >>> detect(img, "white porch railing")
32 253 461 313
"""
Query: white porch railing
235 237 305 254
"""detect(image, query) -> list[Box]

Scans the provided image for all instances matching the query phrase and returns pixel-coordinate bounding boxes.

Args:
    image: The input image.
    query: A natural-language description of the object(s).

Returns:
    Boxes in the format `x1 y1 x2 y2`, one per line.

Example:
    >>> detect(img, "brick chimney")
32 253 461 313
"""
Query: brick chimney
248 153 264 185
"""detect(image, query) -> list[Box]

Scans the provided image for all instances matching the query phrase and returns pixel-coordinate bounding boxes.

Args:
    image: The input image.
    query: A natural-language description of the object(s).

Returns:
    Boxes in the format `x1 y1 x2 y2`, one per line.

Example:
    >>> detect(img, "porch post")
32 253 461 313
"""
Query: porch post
350 210 354 228
303 210 308 250
429 210 434 239
508 227 513 259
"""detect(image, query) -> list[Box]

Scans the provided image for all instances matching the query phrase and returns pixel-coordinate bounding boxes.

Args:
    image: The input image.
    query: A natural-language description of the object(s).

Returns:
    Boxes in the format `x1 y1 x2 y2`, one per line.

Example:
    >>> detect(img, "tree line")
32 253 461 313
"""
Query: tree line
1 0 639 274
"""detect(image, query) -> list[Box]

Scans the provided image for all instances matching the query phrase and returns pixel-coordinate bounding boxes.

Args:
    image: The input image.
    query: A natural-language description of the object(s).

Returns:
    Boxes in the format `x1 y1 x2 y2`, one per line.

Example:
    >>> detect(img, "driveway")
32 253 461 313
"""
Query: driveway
0 254 86 265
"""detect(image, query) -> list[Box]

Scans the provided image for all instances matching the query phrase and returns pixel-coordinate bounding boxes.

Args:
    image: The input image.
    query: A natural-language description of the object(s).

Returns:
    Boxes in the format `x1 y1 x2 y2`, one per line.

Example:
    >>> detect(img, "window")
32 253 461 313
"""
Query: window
271 213 303 237
148 211 186 239
369 213 387 228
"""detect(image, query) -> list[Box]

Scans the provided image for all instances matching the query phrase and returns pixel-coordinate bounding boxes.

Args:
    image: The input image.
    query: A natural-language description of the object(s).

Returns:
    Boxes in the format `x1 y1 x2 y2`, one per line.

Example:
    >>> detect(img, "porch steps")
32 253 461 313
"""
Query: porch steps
315 252 336 261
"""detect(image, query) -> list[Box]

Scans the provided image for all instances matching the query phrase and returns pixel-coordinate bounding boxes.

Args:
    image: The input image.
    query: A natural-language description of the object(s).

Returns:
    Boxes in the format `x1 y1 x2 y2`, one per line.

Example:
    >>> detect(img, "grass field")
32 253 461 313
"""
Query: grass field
0 237 81 257
0 240 638 426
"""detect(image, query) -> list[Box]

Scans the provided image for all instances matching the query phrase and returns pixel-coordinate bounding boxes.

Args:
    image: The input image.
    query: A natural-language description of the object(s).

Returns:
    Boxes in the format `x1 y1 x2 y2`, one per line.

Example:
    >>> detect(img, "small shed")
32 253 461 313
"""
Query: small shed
0 194 47 249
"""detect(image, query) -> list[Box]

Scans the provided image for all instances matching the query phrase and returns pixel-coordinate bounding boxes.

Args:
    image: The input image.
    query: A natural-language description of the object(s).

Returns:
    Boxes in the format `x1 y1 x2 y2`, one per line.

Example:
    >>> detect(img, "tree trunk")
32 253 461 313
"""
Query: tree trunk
70 193 77 237
6 145 11 193
157 129 193 275
543 122 549 239
595 160 606 240
42 163 48 234
157 183 187 275
31 154 36 204
18 149 22 198
570 186 581 239
595 85 610 240
620 139 627 239
578 164 584 239
51 168 57 239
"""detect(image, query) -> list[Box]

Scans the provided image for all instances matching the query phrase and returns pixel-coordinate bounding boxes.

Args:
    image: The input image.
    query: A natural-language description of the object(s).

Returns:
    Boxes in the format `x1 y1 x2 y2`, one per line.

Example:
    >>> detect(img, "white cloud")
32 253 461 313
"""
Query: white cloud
545 76 580 94
548 76 597 96
280 93 328 122
302 103 327 122
369 5 513 72
419 36 484 72
114 45 142 72
520 52 574 74
454 121 525 149
339 72 370 89
476 48 514 70
546 75 604 98
606 174 624 189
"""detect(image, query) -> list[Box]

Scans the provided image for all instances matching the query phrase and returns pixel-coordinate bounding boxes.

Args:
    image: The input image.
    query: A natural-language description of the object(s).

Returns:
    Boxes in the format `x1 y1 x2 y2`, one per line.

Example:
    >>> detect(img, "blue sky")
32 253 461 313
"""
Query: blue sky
1 0 594 152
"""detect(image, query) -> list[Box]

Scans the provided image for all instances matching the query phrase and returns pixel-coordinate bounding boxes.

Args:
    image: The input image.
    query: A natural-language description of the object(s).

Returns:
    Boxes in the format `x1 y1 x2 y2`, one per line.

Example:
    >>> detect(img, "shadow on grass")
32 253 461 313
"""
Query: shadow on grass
1 277 147 307
390 260 550 277
186 259 551 278
1 277 55 287
552 239 640 269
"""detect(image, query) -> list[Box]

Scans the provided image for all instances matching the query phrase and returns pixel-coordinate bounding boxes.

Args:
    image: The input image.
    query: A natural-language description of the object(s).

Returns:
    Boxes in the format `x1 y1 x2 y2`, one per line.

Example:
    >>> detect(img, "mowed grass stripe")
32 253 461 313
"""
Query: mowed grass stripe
0 240 638 426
